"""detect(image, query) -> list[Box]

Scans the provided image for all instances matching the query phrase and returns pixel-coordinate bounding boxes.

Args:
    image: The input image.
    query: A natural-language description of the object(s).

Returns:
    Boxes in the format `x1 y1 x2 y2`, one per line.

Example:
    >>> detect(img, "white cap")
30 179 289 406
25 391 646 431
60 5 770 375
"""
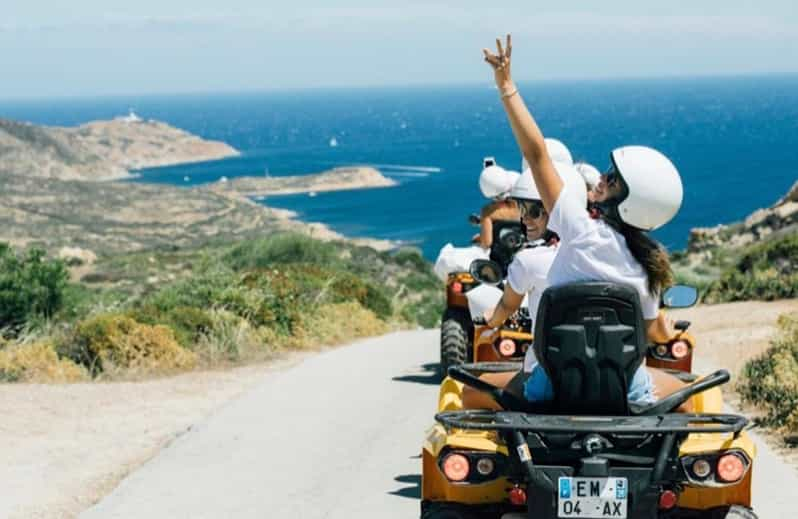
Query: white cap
574 162 601 189
479 164 516 199
511 162 587 210
544 138 573 165
520 138 573 172
611 146 683 231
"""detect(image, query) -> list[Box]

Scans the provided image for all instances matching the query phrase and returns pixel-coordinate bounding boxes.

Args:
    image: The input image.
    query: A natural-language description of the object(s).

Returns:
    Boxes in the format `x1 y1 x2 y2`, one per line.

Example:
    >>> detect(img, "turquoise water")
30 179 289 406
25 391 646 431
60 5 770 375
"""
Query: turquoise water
2 76 796 258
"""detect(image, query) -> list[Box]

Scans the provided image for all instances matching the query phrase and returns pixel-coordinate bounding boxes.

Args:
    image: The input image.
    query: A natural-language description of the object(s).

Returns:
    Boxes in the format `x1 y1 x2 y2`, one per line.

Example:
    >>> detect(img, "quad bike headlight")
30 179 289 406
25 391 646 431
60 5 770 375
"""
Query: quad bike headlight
671 342 690 359
681 450 750 486
717 453 746 483
438 451 506 484
475 457 495 476
441 453 470 482
691 459 712 478
498 339 517 357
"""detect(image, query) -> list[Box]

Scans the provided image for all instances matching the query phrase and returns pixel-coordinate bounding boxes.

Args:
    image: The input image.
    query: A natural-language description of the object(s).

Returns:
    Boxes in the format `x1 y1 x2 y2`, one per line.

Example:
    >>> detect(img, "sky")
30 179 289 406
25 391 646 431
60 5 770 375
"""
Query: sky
2 0 797 99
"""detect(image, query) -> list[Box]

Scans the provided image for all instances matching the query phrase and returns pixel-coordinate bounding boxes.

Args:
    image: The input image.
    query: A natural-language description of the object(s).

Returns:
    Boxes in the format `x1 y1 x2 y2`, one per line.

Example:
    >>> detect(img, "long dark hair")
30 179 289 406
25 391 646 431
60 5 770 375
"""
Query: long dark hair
602 216 673 295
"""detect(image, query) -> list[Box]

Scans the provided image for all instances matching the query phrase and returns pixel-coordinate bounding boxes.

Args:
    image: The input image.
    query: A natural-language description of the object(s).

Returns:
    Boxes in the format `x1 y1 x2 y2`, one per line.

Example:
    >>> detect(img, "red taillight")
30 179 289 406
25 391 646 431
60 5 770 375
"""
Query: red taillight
508 486 527 505
671 341 690 359
451 282 463 294
658 489 678 510
498 339 517 357
442 453 470 482
717 454 745 482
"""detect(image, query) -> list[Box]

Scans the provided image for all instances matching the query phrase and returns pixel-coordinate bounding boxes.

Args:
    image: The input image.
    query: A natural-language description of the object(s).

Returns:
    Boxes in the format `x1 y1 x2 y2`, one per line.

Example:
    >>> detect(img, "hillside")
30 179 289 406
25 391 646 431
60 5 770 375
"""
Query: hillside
0 116 238 181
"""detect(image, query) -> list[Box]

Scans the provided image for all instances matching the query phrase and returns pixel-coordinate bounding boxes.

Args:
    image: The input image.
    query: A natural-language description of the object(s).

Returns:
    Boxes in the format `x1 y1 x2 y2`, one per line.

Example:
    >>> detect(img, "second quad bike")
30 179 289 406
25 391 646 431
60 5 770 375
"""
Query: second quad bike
422 282 757 519
440 219 528 377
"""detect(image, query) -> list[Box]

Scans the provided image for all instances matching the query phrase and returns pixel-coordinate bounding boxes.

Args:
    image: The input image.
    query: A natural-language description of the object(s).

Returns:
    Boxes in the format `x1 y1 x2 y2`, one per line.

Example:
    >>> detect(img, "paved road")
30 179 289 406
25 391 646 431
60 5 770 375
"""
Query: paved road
82 330 796 518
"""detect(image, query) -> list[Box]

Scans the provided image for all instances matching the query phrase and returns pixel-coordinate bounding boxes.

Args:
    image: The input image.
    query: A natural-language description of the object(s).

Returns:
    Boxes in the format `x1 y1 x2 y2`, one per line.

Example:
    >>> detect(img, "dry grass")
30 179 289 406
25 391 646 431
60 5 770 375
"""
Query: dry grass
0 342 88 383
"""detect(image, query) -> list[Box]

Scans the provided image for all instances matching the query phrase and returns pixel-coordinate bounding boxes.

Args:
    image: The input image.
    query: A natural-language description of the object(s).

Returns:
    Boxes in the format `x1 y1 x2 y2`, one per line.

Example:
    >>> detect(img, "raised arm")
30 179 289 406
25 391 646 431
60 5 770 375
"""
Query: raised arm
483 35 563 212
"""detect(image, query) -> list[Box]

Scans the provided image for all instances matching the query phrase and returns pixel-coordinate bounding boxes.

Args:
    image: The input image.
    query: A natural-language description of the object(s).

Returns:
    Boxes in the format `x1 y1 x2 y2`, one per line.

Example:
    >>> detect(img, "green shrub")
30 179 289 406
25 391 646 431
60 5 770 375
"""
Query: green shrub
391 247 429 271
400 293 445 329
128 305 213 348
65 313 197 374
738 313 798 434
224 233 339 270
704 234 798 303
0 243 69 332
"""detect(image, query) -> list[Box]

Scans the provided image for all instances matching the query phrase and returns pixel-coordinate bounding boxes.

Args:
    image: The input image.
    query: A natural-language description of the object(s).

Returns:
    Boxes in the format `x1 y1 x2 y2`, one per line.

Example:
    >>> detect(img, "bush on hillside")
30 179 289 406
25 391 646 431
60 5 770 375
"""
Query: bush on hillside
0 243 69 332
224 233 339 269
703 234 798 303
738 313 798 435
65 313 197 375
0 342 88 383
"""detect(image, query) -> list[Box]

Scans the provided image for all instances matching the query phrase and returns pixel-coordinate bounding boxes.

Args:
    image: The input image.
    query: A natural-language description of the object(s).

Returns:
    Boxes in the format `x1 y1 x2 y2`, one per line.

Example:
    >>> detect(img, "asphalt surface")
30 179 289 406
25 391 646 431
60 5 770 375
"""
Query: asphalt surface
81 330 796 519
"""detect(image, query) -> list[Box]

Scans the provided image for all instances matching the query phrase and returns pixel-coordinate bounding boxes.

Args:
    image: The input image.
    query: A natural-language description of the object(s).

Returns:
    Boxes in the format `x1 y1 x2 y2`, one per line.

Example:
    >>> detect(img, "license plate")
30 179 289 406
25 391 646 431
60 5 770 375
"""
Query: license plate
557 477 627 518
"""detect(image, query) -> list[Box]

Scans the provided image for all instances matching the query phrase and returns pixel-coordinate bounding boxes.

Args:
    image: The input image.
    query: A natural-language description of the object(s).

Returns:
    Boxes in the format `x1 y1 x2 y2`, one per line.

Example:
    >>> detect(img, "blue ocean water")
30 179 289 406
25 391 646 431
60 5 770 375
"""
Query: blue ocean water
2 76 797 259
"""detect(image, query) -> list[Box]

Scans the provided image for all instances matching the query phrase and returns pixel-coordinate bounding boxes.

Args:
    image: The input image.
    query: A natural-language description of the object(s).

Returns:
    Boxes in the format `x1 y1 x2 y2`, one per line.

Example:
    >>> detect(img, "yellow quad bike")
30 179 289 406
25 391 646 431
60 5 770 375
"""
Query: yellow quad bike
440 220 528 377
422 282 757 519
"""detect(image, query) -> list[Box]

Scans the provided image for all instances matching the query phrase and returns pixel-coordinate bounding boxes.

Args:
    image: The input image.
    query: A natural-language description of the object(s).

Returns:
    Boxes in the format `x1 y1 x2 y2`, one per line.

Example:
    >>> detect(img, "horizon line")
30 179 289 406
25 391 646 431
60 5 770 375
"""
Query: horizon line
2 70 798 104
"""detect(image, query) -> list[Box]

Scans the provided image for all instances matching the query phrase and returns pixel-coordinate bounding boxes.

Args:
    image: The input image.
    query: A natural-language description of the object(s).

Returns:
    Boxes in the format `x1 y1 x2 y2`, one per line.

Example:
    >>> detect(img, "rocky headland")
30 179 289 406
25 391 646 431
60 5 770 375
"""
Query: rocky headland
0 116 398 257
0 115 239 181
687 180 798 255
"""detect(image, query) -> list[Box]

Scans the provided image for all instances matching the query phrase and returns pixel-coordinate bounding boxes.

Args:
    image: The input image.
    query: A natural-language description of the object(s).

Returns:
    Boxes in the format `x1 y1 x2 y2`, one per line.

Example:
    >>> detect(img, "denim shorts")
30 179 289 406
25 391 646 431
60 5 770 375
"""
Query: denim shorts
523 363 655 404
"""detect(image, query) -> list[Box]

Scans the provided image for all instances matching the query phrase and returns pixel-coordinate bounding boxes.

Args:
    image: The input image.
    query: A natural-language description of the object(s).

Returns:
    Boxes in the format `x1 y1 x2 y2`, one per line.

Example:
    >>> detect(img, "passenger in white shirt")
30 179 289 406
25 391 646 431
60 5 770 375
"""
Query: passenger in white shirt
465 35 693 411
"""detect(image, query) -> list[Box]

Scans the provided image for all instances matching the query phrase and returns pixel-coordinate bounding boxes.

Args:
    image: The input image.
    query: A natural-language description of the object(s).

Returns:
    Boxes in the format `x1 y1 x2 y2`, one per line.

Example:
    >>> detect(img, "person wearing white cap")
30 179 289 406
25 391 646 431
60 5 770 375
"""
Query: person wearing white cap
475 162 521 249
478 34 692 409
520 137 573 172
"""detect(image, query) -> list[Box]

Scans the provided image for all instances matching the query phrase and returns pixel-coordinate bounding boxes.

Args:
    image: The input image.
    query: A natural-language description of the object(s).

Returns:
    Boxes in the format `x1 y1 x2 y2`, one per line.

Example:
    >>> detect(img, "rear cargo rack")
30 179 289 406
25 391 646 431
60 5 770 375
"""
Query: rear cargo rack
436 410 747 435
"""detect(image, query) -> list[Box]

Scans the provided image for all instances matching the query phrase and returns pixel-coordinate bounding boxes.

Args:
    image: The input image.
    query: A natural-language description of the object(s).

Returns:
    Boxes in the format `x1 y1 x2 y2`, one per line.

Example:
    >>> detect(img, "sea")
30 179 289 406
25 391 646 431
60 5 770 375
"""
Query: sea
2 76 797 259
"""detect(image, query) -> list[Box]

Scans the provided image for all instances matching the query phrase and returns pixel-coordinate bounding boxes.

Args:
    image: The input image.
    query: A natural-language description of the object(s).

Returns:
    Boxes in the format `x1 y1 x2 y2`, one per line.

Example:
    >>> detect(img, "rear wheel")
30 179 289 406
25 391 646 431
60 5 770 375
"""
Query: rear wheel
721 506 758 519
440 308 471 378
420 501 479 519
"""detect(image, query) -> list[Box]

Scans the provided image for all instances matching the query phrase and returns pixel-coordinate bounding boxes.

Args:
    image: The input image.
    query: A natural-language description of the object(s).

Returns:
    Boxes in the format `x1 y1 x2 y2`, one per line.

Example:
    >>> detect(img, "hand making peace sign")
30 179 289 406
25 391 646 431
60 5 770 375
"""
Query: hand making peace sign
482 34 513 89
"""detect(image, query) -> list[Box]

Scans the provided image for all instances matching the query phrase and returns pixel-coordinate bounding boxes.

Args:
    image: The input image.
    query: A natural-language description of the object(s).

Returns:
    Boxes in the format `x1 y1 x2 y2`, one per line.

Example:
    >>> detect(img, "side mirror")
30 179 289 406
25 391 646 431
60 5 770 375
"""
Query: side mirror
469 259 503 286
661 285 698 309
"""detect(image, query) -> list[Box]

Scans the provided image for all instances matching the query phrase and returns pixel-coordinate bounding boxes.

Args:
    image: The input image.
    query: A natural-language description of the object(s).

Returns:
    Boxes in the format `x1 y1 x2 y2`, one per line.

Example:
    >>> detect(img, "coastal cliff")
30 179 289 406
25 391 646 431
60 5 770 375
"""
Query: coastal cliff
0 115 239 181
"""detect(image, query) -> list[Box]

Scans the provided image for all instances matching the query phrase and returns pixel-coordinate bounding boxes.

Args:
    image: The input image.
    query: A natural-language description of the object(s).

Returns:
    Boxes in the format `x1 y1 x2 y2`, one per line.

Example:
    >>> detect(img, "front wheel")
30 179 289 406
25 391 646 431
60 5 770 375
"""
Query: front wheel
440 308 471 378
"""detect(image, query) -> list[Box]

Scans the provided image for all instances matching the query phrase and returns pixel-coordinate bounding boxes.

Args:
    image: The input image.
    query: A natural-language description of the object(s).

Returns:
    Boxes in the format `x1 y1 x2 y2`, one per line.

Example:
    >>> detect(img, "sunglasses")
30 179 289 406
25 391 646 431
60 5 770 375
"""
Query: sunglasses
518 200 546 219
604 163 621 187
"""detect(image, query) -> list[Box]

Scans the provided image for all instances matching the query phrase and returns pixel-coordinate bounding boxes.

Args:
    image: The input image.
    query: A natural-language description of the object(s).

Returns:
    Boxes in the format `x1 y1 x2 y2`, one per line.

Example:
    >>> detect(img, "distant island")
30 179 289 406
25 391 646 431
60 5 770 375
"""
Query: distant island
0 115 398 256
206 166 397 197
0 112 239 181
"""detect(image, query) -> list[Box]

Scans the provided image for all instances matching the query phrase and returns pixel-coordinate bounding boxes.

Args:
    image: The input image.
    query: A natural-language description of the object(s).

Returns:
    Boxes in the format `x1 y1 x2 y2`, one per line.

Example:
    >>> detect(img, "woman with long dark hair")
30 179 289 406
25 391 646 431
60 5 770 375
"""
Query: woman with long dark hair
468 34 691 408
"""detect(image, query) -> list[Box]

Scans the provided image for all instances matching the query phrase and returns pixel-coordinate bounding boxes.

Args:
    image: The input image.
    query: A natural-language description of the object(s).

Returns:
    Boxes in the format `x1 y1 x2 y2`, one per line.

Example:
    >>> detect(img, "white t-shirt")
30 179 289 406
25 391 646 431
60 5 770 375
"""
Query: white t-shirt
506 244 558 373
546 184 660 320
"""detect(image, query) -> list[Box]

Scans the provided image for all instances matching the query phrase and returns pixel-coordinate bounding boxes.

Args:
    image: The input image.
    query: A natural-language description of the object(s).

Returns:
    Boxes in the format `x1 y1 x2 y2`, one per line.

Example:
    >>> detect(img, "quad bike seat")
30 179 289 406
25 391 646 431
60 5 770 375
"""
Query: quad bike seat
532 282 646 416
449 282 729 417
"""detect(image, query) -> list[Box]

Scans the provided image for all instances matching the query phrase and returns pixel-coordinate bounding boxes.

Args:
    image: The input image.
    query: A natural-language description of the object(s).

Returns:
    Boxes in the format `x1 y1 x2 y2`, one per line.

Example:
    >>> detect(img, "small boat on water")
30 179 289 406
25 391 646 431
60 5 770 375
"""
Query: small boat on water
329 137 338 148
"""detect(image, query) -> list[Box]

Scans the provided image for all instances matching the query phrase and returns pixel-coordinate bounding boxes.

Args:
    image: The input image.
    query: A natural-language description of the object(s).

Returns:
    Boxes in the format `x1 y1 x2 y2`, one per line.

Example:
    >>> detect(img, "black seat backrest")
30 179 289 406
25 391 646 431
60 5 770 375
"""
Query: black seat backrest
489 220 526 273
533 282 647 415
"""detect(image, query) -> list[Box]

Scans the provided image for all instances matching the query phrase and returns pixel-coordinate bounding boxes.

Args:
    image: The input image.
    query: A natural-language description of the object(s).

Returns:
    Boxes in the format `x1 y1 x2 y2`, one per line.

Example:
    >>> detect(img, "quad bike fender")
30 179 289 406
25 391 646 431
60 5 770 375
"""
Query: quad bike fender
422 425 510 503
438 377 465 412
678 467 753 509
678 431 756 509
446 272 475 308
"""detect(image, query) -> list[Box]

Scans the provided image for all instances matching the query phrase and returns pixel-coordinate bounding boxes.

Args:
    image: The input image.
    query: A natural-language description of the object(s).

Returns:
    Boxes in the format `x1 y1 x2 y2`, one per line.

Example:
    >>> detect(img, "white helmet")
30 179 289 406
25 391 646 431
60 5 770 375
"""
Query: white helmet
574 162 601 189
520 138 573 172
610 146 683 231
479 164 516 199
511 163 587 209
545 138 573 165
